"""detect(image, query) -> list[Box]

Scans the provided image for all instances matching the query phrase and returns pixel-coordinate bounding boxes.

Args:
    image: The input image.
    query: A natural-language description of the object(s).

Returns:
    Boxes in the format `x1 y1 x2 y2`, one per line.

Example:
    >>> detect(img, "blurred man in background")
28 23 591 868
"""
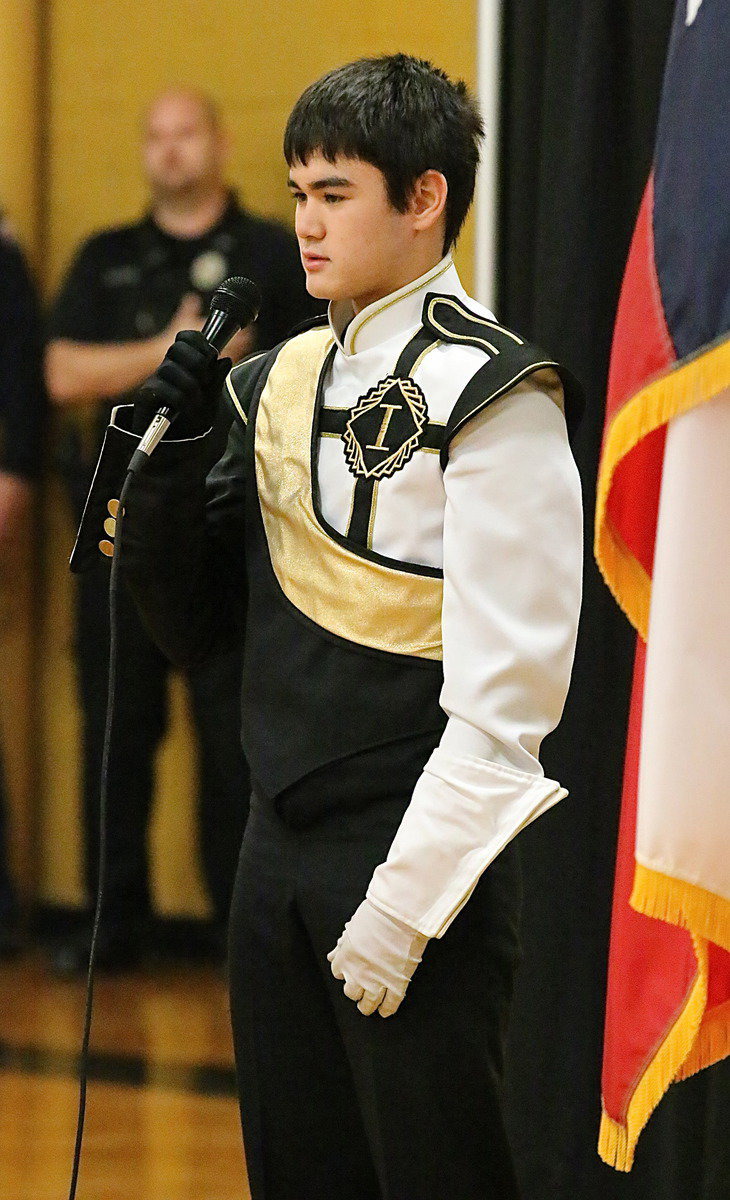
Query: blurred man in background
44 88 320 974
0 216 46 957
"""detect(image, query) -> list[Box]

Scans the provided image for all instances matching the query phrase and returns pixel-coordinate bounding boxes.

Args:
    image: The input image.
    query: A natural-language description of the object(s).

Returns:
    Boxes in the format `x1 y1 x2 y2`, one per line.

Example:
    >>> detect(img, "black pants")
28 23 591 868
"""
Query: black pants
77 566 249 933
229 792 523 1200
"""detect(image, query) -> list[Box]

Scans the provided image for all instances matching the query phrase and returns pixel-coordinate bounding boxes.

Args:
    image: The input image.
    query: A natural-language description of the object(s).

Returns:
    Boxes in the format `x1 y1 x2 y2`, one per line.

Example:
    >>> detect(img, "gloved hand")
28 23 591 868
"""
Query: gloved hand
133 330 232 439
327 898 428 1017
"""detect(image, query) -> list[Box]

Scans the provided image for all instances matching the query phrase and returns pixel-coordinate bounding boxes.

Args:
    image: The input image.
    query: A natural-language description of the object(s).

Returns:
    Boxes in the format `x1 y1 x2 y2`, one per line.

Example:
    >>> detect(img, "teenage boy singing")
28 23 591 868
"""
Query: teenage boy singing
94 54 582 1200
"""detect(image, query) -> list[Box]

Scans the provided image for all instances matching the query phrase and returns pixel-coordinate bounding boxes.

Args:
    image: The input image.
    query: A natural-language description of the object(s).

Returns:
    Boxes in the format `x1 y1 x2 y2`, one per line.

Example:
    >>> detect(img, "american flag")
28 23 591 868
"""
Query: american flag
594 0 730 1171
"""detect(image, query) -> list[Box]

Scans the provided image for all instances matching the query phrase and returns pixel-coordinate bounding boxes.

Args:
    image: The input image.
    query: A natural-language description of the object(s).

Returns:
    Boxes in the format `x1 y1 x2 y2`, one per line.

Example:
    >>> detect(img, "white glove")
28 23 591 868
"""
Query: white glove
327 898 428 1018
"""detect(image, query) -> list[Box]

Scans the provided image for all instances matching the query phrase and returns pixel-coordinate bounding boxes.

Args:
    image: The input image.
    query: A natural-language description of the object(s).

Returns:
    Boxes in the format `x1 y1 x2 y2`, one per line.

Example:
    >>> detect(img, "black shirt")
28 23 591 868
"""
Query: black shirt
0 234 46 479
48 192 321 492
48 192 320 355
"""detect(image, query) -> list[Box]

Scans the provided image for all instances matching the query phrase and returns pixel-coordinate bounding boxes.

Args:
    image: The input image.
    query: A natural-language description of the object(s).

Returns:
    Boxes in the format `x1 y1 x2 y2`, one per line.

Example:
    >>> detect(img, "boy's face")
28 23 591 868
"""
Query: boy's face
288 153 433 313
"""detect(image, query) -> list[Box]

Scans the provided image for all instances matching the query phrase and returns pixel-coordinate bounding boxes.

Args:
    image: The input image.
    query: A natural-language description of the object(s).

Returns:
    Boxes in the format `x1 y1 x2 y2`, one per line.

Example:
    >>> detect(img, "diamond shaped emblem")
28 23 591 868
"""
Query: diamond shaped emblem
342 376 428 480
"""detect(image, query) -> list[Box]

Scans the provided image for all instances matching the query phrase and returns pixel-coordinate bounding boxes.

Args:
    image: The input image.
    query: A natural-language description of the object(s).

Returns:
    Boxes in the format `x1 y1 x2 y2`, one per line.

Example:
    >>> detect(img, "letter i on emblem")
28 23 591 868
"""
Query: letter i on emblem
366 403 401 452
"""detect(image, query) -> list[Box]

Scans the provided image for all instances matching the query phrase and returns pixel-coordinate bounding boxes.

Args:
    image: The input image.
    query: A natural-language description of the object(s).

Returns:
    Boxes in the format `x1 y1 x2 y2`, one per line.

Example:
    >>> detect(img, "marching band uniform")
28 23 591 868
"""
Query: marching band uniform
79 254 583 1198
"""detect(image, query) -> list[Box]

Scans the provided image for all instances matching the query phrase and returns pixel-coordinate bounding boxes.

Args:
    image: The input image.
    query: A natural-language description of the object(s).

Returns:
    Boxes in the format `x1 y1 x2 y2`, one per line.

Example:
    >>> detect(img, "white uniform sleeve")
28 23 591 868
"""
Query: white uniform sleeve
366 378 583 938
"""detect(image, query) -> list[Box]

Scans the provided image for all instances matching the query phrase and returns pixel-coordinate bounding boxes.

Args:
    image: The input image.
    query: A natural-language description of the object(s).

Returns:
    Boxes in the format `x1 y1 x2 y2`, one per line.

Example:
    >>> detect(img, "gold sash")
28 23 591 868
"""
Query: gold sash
254 329 443 661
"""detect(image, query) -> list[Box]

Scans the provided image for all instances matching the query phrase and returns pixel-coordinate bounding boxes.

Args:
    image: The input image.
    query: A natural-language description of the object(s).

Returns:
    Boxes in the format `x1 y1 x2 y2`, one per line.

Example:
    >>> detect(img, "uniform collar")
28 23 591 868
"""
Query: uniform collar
328 254 466 357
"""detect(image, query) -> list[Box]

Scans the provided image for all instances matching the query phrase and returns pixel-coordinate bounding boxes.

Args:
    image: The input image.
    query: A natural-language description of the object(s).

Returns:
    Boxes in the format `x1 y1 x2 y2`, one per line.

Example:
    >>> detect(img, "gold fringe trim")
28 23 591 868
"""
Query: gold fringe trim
631 863 730 953
599 862 730 1172
595 335 730 640
598 1110 633 1173
596 336 730 1171
600 999 730 1170
678 1000 730 1080
598 937 708 1172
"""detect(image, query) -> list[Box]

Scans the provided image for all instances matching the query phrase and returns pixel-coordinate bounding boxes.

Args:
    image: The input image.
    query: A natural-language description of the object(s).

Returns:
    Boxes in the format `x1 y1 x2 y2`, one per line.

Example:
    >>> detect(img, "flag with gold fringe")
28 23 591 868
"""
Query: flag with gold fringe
594 0 730 1172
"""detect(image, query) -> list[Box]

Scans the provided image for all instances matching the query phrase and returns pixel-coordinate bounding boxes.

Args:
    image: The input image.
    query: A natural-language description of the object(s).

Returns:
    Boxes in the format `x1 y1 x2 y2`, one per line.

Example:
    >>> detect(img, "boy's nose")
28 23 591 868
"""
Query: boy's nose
296 206 325 242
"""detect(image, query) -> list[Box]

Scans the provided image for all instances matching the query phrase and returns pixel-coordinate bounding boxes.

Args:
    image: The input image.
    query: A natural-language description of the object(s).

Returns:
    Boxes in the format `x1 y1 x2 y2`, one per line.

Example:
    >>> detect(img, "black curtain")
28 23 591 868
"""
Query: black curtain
498 3 730 1198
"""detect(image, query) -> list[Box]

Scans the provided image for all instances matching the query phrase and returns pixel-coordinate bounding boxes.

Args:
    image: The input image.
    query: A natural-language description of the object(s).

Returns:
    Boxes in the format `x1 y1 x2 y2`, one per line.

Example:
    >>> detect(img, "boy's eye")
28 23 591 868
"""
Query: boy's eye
324 193 345 204
292 191 306 203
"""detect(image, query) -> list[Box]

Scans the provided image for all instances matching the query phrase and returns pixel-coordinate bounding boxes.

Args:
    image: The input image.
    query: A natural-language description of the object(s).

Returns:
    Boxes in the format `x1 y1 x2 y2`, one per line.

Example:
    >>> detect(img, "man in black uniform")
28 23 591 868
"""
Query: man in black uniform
0 219 46 957
45 88 321 973
77 58 583 1197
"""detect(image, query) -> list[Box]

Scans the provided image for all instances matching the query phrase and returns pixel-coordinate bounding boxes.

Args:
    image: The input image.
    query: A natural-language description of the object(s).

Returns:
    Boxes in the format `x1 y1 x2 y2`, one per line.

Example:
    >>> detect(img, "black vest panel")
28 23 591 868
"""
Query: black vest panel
234 344 447 823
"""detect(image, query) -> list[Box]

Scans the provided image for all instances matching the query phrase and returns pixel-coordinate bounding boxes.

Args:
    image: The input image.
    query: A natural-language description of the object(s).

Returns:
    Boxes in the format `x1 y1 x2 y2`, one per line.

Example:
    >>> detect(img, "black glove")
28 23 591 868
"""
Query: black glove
133 330 232 439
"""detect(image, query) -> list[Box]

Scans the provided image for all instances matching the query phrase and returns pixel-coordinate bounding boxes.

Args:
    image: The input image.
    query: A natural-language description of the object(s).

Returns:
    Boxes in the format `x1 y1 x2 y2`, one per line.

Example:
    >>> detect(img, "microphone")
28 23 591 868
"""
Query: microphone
133 275 262 463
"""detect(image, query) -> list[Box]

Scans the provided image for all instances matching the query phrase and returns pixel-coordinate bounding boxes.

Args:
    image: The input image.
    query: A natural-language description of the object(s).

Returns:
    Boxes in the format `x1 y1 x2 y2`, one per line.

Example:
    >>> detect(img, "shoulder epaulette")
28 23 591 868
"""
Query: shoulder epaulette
421 293 583 462
423 292 530 358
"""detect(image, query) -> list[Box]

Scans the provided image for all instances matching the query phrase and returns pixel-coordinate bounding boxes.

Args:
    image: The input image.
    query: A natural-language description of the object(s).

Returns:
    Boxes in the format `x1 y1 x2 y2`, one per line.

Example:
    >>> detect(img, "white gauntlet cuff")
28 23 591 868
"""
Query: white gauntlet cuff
366 746 566 938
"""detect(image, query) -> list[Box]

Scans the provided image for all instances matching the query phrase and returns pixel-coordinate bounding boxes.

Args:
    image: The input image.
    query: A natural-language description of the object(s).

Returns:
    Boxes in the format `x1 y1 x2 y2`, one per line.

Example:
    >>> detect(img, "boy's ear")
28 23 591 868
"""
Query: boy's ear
409 170 448 233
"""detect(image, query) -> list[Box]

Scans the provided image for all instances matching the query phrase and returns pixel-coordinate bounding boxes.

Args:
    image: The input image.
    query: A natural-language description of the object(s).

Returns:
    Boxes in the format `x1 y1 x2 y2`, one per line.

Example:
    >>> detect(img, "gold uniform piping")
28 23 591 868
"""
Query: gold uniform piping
226 372 248 423
409 340 441 376
366 480 379 550
349 259 452 354
226 352 268 424
254 328 443 661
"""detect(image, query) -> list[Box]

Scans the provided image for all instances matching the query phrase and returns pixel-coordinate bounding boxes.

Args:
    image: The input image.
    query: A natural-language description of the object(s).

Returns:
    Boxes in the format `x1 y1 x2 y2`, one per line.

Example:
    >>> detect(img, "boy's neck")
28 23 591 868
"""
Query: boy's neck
352 247 447 315
330 254 457 357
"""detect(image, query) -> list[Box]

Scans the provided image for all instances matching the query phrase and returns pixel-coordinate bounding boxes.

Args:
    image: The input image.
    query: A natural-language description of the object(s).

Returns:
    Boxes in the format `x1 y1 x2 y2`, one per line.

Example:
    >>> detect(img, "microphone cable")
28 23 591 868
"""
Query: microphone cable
64 276 261 1198
67 466 135 1200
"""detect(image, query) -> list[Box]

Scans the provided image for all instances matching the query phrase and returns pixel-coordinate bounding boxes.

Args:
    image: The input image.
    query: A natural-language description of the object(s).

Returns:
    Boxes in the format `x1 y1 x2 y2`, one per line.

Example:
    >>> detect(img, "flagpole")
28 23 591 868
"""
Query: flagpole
474 0 502 310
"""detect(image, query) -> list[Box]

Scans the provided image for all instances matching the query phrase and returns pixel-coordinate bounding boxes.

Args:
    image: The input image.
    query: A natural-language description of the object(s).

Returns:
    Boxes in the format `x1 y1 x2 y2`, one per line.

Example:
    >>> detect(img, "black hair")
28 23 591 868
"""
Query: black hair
284 54 483 252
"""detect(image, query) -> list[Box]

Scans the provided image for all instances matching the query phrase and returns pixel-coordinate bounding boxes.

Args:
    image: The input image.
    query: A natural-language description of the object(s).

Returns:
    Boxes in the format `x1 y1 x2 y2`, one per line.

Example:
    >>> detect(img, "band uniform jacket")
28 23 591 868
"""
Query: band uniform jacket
79 255 584 938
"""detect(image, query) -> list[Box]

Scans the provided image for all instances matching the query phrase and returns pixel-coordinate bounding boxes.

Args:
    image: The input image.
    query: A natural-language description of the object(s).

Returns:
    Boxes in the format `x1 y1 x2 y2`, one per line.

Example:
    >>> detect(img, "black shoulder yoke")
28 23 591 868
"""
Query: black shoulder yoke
422 293 583 464
225 346 279 427
285 312 330 339
225 314 330 427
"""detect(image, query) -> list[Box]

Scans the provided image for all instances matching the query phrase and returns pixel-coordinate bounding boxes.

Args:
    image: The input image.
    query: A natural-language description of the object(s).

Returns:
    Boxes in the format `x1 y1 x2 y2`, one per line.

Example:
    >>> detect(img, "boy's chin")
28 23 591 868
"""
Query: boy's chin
305 277 337 301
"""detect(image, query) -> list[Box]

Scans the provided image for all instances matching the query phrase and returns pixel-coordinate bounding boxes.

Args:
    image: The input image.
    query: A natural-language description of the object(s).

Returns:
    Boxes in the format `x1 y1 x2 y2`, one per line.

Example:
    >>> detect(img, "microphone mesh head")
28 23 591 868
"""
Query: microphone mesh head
213 276 262 323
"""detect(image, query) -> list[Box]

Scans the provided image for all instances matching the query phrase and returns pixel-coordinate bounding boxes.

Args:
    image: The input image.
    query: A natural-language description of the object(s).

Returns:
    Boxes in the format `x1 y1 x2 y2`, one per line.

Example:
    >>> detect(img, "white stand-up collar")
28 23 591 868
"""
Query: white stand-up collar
328 255 468 357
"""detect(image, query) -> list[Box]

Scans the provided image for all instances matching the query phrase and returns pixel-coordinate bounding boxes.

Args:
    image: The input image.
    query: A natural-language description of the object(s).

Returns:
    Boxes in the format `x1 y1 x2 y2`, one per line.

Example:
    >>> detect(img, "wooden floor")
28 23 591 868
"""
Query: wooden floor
0 952 250 1200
